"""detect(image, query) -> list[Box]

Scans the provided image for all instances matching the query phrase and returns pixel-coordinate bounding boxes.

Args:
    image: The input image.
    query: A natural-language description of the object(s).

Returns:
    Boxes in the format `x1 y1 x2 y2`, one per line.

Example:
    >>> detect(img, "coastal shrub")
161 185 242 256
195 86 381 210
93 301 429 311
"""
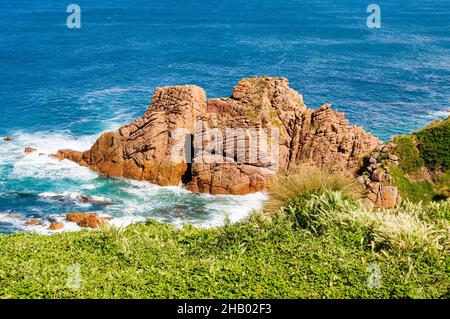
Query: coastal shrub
264 164 362 216
415 118 450 171
393 136 424 173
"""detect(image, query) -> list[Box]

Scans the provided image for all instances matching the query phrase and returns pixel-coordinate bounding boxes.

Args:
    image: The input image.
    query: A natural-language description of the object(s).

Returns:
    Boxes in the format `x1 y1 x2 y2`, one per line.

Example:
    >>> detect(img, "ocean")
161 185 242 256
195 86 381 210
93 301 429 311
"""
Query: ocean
0 0 449 233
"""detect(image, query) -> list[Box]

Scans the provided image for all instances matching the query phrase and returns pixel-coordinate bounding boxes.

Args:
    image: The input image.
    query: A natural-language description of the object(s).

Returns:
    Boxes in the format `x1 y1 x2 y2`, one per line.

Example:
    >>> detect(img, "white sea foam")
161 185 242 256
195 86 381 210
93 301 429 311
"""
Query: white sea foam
1 131 98 181
0 212 80 235
80 184 98 190
425 110 450 119
1 131 268 234
202 192 268 227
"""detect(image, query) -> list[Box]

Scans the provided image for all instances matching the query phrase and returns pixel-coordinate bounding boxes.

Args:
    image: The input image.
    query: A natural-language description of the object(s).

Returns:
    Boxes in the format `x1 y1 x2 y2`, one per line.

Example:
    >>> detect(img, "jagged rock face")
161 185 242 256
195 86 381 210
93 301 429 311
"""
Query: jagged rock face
58 77 380 195
359 143 402 209
59 85 206 186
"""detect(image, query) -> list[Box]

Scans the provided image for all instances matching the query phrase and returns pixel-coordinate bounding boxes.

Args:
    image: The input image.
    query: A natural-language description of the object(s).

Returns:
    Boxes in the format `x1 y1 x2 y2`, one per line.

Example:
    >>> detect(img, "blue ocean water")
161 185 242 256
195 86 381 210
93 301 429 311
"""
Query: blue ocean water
0 0 449 233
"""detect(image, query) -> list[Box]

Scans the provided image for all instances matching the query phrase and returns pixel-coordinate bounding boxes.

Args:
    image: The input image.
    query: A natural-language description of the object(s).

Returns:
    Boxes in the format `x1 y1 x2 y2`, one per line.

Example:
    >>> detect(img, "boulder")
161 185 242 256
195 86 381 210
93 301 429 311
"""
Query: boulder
48 221 64 230
3 136 13 141
388 155 399 162
376 186 400 209
57 77 380 195
66 212 111 228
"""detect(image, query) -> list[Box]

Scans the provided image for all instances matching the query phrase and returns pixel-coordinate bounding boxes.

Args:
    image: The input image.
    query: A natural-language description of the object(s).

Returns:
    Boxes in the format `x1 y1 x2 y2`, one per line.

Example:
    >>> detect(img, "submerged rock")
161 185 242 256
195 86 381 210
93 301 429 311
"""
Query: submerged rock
57 77 380 195
24 147 37 154
24 218 40 226
80 196 112 206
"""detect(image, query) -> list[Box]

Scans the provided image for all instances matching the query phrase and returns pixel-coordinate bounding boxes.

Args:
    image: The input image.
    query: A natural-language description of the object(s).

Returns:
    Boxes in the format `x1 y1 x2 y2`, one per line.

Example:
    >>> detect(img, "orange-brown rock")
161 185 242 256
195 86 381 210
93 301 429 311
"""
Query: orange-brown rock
58 85 206 186
57 77 380 195
375 186 400 209
66 212 111 228
3 136 13 141
24 218 40 226
48 221 64 230
24 147 37 154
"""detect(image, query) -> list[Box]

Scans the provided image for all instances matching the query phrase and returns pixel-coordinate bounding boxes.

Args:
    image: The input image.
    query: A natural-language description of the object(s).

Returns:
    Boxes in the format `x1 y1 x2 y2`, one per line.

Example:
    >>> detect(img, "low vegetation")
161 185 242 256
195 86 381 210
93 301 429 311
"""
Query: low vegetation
393 136 424 173
1 165 448 299
264 164 362 216
415 117 450 171
388 166 435 203
389 117 450 202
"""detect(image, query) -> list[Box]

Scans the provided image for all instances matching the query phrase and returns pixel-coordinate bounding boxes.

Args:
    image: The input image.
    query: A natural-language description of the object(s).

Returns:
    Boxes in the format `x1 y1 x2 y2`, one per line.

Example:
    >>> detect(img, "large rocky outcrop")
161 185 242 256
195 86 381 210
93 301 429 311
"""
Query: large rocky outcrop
58 77 380 195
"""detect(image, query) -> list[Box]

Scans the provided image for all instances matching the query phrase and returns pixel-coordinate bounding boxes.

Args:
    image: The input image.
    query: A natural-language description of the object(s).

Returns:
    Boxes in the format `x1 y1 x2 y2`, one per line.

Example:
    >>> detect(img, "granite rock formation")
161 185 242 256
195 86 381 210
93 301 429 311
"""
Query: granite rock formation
58 77 380 195
358 143 402 208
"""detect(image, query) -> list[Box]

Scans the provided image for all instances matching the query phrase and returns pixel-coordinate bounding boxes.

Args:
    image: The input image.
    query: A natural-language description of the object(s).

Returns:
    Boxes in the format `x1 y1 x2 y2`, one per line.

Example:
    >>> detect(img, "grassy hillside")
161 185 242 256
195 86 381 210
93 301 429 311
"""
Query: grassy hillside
389 117 450 202
1 170 448 299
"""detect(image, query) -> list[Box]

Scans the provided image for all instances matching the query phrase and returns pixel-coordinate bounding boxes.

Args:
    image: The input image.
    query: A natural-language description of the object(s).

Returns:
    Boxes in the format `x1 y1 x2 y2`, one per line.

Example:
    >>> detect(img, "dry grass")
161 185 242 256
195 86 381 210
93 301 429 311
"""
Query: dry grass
342 206 449 255
264 164 362 216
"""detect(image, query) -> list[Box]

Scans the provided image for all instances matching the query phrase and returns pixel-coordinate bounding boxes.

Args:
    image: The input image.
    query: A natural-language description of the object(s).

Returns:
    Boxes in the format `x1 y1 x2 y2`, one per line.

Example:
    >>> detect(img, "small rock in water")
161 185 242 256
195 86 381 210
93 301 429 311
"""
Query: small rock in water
24 218 40 226
49 153 65 160
48 221 64 231
24 147 37 154
80 195 112 206
3 136 13 141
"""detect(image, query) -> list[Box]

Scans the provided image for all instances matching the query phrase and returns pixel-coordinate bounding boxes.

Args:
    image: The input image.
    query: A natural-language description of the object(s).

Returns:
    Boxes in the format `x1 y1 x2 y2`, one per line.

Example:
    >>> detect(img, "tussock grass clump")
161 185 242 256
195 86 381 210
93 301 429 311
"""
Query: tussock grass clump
281 190 359 235
264 164 362 216
275 188 450 257
343 204 449 256
264 163 449 257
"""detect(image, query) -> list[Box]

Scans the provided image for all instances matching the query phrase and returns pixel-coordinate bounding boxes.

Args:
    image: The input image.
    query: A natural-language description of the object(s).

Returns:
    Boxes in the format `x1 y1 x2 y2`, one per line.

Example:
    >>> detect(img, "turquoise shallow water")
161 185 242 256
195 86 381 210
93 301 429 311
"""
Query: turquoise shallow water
0 0 449 233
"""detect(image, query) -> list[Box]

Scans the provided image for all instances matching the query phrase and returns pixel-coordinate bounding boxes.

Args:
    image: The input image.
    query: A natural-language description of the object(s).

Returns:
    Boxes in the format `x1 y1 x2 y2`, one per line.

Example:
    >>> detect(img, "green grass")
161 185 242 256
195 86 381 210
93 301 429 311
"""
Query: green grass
388 165 435 203
386 118 450 202
1 194 449 299
393 136 424 173
415 117 450 171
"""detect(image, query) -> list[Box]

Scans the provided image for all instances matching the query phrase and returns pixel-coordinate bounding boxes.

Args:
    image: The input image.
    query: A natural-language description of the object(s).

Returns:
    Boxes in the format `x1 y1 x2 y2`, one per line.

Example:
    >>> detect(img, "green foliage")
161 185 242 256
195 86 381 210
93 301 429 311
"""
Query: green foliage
388 166 435 203
282 191 359 235
393 136 424 173
1 191 449 299
415 119 450 171
385 119 449 203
